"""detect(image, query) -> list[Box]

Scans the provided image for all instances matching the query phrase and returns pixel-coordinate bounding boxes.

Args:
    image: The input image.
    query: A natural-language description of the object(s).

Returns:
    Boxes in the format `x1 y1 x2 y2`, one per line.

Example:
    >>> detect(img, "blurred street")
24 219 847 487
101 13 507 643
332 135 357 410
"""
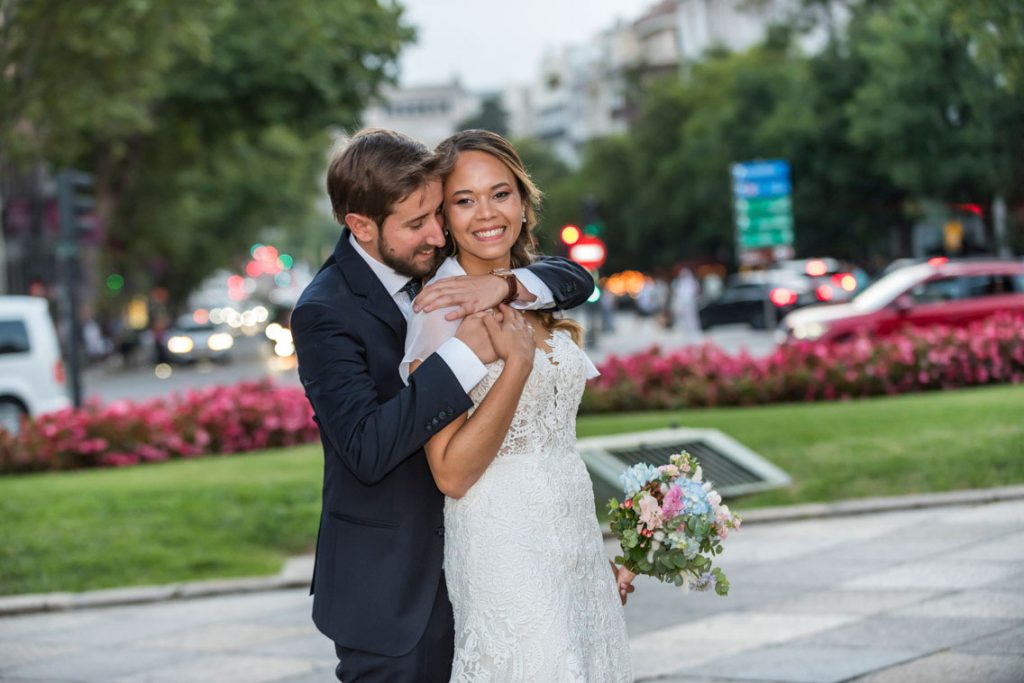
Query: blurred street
80 313 775 404
2 494 1021 682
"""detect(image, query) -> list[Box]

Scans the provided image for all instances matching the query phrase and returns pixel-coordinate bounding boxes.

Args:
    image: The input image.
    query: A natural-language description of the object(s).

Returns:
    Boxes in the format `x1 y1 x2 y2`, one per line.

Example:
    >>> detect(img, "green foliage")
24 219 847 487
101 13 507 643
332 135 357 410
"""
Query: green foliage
950 0 1024 94
846 0 1022 202
2 0 414 311
457 95 509 137
0 0 218 164
544 0 1024 270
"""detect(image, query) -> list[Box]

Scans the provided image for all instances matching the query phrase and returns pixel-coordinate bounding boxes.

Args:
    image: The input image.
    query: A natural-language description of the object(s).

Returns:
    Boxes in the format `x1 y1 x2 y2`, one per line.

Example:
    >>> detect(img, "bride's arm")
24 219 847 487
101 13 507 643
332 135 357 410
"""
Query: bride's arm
410 305 535 499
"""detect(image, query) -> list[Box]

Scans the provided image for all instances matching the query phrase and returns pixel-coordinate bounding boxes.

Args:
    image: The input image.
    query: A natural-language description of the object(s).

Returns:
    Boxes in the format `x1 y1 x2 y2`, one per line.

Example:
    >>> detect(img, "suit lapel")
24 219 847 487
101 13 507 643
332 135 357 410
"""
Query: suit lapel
334 231 407 339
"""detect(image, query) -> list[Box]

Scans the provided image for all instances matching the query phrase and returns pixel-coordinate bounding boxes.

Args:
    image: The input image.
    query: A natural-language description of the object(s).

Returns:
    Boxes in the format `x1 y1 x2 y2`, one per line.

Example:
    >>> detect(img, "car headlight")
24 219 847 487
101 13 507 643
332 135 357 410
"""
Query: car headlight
167 336 194 354
791 322 827 341
207 332 234 351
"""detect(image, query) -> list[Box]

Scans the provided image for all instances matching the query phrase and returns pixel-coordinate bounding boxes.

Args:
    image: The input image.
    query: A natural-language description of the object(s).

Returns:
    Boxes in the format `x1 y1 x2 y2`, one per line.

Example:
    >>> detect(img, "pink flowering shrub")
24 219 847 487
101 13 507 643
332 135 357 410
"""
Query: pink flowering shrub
0 380 319 474
581 314 1024 414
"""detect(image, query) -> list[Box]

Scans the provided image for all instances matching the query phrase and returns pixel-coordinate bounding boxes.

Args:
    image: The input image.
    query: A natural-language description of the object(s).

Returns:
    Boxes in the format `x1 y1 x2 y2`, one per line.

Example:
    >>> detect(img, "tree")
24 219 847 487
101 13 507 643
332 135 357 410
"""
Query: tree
845 0 1024 250
2 0 415 311
0 0 218 164
457 95 509 137
950 0 1024 94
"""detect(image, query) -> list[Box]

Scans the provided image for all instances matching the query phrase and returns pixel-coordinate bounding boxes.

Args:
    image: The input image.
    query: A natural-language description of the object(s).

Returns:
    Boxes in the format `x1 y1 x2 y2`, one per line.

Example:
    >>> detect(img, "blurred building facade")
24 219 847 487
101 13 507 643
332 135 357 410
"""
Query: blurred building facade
362 80 481 148
364 0 846 164
523 0 844 166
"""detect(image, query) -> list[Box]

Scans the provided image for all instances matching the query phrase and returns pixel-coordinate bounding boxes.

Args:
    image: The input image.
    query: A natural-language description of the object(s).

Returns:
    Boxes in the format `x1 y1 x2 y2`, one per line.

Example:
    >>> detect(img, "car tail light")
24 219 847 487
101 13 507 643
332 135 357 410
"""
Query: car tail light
816 284 834 301
805 259 828 277
928 256 949 266
832 272 857 291
54 360 66 385
770 287 798 307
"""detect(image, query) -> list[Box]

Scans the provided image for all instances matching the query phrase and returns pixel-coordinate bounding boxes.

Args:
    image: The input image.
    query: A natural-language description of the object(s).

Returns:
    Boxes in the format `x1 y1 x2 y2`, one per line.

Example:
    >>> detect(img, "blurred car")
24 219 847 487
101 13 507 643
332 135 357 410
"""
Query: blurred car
161 314 235 364
0 296 70 434
699 270 815 330
775 257 864 304
778 259 1024 343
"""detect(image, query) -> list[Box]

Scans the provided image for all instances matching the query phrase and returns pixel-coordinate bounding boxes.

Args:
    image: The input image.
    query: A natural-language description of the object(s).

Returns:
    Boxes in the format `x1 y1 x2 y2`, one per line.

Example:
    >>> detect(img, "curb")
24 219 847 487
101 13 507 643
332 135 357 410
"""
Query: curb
0 556 313 618
3 485 1023 618
734 483 1024 524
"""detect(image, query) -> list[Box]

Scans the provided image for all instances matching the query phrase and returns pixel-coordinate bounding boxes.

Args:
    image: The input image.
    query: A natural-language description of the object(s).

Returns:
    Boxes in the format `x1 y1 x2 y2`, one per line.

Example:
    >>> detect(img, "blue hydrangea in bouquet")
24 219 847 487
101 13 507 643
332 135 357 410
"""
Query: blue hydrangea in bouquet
608 451 741 595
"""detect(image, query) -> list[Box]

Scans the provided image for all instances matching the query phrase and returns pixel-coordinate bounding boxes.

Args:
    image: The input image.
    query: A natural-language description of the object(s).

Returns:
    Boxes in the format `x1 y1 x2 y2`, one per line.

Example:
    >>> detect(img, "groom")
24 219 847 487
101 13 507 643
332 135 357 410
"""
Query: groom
291 128 593 682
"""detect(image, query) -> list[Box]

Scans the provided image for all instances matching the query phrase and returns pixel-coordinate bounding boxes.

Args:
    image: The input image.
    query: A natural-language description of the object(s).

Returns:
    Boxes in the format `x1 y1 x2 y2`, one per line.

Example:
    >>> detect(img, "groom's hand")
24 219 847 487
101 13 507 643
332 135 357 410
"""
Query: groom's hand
455 311 499 364
415 274 536 321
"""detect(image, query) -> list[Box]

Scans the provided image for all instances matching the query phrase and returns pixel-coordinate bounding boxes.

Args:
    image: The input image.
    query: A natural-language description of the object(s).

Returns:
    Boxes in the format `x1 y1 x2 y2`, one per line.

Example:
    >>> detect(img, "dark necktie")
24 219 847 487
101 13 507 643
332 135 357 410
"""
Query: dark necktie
400 278 422 301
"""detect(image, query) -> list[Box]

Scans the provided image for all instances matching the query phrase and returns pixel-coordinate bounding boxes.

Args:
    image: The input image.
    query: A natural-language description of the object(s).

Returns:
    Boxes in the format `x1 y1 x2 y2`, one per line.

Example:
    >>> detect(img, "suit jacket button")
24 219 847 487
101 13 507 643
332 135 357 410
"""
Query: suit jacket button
437 410 446 419
435 526 445 537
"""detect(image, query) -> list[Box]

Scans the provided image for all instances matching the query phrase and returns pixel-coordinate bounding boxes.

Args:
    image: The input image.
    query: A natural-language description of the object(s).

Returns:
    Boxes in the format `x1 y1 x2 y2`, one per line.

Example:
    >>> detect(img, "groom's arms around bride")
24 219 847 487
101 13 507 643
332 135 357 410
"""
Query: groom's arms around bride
414 256 593 320
292 254 592 487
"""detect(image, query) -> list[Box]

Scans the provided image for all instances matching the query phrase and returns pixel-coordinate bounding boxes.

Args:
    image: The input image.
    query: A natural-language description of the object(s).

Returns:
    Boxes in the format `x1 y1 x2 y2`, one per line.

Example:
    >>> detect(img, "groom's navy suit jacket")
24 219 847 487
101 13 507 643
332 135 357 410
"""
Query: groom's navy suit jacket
291 231 592 657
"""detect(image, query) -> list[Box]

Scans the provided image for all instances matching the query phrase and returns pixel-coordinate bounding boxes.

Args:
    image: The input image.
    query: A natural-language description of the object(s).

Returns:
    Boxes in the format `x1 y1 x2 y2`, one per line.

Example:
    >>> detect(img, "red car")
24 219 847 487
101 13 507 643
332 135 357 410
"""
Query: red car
778 259 1024 343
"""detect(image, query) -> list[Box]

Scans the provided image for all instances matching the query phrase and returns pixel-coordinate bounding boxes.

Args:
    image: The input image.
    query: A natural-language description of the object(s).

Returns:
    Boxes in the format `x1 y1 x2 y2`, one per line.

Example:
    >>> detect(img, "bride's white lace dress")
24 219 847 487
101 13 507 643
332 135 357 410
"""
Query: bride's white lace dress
444 329 632 682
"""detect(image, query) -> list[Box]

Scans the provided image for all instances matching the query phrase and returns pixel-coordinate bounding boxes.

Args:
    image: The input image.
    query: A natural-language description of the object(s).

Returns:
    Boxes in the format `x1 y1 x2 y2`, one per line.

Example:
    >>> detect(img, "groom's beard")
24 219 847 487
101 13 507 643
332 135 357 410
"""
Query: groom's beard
377 233 441 279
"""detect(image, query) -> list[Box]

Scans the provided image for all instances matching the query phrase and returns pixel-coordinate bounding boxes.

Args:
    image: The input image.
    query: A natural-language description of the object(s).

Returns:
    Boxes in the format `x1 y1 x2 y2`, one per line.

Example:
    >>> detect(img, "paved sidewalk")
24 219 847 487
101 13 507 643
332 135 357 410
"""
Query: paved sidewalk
1 498 1022 682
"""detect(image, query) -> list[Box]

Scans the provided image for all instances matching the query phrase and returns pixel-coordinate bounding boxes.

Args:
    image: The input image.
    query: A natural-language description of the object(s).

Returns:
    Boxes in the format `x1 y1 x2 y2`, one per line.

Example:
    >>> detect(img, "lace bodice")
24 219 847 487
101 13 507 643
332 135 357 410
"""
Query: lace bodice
467 329 586 460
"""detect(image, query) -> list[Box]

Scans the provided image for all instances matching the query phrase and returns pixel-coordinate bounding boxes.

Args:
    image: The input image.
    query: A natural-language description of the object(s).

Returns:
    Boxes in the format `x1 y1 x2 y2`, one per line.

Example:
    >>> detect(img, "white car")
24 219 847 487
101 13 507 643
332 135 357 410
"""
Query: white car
0 296 70 434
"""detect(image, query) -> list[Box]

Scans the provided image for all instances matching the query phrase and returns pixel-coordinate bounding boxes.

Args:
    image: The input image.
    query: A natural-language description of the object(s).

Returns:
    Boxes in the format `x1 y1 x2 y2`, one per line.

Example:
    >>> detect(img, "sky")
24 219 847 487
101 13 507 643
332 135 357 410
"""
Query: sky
396 0 658 91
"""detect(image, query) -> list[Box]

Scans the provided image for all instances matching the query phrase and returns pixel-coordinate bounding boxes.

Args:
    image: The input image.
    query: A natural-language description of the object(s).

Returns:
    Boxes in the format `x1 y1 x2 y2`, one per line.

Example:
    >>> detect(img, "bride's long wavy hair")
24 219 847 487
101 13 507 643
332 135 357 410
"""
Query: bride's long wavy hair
435 129 584 347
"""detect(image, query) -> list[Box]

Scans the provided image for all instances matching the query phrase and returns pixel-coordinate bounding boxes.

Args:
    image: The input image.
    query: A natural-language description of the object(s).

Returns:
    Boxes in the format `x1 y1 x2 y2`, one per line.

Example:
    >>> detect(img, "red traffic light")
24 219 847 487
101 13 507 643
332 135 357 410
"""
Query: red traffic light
560 225 582 245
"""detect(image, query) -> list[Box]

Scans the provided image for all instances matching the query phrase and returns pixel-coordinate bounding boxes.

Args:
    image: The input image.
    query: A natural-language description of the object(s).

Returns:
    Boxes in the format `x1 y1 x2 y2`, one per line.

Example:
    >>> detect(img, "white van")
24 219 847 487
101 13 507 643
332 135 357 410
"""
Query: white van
0 296 70 434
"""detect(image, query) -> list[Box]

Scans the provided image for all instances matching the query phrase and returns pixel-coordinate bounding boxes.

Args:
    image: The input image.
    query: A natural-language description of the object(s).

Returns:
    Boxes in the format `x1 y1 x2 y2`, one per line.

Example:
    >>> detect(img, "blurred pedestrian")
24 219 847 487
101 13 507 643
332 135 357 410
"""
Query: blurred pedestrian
600 281 616 332
671 266 703 342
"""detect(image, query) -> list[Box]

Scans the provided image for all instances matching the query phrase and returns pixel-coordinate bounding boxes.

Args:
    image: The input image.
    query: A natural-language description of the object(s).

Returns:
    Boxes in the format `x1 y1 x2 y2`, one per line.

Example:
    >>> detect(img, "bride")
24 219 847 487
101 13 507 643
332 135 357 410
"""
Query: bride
402 130 632 681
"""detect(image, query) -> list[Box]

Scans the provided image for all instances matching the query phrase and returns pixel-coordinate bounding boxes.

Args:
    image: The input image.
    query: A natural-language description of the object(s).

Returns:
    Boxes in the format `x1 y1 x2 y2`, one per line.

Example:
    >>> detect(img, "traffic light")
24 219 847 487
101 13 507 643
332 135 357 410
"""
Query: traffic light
560 224 581 245
56 168 95 409
57 169 97 247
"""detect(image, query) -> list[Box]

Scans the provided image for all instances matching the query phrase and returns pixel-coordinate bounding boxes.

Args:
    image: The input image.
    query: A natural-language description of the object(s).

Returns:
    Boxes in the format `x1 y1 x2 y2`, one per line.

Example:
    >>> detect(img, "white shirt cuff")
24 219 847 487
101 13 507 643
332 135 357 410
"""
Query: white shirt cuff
436 337 488 393
510 268 554 310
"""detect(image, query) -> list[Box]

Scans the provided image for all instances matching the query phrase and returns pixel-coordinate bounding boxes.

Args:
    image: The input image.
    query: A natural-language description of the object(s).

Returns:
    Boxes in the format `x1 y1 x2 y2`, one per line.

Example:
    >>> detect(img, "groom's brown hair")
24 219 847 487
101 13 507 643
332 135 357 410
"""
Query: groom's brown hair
326 128 440 230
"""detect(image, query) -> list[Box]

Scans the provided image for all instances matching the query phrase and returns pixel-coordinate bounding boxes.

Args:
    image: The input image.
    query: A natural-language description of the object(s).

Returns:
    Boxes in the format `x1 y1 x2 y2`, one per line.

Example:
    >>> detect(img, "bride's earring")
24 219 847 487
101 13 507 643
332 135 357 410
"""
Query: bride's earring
521 210 527 225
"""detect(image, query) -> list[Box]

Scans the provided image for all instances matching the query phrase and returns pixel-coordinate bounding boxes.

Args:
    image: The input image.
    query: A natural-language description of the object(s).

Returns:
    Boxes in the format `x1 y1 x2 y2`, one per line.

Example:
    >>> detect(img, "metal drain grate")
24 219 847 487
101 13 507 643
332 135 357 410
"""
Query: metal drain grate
577 428 791 505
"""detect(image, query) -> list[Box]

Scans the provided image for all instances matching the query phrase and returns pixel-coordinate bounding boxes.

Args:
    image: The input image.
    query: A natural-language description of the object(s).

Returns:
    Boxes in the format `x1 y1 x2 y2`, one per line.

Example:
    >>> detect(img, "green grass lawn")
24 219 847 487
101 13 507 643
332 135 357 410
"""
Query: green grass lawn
1 384 1021 596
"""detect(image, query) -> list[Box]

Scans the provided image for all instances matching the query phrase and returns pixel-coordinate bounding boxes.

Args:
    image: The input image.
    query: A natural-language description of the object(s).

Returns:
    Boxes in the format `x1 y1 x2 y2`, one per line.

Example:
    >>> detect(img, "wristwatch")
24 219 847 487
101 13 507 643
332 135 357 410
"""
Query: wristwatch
490 269 519 305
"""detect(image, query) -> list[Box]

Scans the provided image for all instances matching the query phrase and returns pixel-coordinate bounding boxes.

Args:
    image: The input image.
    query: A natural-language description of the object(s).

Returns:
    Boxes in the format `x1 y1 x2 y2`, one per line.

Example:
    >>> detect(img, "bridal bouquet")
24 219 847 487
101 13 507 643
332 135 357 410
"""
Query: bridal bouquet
607 451 741 595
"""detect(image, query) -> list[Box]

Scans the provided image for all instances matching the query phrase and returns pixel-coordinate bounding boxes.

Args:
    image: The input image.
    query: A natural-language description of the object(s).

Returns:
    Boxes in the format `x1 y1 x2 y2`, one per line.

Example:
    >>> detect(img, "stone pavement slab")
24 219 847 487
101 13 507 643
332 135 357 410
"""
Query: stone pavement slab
1 497 1021 682
850 652 1024 683
672 644 922 683
955 624 1024 655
